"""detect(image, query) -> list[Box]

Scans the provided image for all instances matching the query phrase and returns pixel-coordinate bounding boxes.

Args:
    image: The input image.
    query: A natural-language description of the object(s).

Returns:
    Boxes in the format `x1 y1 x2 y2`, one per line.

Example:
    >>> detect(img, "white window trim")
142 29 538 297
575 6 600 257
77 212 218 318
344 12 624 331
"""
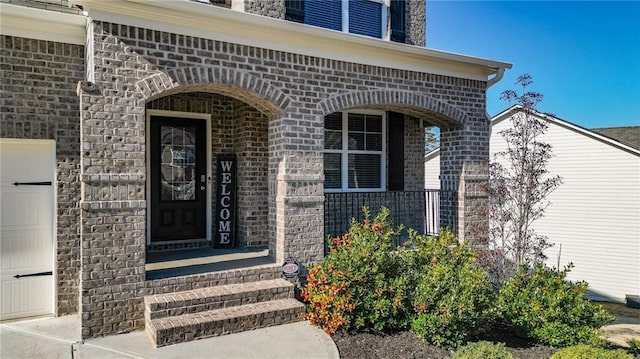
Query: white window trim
340 0 388 40
324 109 387 193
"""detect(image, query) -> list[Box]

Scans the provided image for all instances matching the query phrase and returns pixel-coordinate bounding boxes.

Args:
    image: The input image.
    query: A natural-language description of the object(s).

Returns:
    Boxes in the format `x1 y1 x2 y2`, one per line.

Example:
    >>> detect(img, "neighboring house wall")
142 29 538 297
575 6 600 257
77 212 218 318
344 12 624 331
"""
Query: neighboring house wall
425 110 640 302
0 35 84 316
424 149 440 188
490 115 640 303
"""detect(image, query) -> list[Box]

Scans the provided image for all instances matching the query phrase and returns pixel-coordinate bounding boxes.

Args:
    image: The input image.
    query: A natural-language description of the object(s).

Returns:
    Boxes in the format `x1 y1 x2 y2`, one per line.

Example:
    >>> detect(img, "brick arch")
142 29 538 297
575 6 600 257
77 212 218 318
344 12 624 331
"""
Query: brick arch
317 90 468 127
133 67 291 118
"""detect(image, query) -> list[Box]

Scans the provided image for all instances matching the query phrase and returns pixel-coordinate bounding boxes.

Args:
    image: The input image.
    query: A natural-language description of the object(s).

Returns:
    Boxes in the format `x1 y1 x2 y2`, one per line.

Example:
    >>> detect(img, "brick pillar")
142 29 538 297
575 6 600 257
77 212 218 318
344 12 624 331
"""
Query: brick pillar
233 103 269 247
268 111 325 266
404 116 425 191
77 24 148 338
439 116 490 243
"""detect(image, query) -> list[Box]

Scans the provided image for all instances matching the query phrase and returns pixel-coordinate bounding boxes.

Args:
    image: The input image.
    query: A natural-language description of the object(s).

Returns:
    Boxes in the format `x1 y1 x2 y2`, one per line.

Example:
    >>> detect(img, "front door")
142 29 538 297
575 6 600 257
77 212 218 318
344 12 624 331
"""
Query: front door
150 117 207 242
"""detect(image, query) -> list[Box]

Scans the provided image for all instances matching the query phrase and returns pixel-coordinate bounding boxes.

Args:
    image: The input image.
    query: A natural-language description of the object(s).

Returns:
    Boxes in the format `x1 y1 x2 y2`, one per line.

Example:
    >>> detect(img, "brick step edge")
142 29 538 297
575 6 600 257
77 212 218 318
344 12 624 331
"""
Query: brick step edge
147 298 306 347
144 278 295 320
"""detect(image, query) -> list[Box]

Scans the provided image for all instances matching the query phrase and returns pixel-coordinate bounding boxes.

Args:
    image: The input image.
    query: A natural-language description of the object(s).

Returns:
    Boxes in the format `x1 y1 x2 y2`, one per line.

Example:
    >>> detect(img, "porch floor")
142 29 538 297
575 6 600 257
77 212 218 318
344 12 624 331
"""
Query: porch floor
145 248 271 281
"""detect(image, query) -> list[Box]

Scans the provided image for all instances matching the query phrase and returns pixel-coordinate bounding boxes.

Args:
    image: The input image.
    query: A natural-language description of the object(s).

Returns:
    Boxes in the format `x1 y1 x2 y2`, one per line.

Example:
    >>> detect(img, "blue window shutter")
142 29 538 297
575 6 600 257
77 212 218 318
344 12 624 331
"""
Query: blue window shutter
390 0 406 43
305 0 342 31
349 0 382 38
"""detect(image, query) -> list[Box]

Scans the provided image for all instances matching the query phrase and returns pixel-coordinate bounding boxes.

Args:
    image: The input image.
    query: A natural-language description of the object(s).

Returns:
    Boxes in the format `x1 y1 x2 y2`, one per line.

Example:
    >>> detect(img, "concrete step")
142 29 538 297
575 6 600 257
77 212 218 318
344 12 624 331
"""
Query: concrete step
147 298 305 347
144 278 295 320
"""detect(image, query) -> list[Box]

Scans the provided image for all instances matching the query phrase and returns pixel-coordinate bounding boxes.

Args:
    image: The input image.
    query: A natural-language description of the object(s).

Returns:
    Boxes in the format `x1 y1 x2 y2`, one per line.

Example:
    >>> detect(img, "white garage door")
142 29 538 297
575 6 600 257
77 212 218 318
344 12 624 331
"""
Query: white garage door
0 139 55 320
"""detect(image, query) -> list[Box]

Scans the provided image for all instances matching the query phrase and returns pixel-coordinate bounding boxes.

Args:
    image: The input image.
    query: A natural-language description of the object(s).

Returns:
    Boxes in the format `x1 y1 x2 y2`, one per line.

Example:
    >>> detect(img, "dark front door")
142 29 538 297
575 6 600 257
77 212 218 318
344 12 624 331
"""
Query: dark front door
150 116 207 242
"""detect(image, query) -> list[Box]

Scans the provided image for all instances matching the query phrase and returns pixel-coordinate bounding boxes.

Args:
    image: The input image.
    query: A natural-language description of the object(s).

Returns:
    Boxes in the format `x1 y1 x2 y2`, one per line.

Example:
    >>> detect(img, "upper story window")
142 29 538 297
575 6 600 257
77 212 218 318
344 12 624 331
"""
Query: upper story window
287 0 405 41
324 111 386 191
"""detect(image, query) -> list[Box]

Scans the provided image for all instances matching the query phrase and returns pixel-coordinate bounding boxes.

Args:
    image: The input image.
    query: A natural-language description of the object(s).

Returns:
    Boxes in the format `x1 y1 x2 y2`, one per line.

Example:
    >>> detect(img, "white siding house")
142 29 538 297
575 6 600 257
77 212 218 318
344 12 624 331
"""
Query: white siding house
425 107 640 303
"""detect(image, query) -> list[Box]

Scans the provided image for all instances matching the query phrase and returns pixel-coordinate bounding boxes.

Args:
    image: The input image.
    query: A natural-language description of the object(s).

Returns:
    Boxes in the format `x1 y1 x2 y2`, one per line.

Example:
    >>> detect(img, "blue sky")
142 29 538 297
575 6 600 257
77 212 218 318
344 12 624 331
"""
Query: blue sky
427 1 640 129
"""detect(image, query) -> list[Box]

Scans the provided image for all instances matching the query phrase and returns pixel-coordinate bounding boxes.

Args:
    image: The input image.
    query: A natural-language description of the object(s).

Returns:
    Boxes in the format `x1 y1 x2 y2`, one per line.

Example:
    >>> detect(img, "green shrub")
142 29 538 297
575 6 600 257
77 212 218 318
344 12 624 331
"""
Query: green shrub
409 230 495 348
627 338 640 355
452 341 513 359
302 207 412 335
550 344 633 359
498 264 615 347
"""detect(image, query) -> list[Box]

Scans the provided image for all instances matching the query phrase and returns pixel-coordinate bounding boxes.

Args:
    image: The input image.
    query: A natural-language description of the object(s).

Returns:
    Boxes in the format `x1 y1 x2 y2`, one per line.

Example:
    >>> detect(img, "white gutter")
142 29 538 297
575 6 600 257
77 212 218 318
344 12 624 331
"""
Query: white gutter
70 0 511 82
487 67 506 88
0 3 86 45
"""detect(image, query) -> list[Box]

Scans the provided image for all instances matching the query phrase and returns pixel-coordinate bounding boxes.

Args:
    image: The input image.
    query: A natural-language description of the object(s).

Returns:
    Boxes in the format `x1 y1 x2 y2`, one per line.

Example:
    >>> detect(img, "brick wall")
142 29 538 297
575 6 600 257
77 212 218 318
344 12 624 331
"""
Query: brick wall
234 102 269 247
0 35 83 316
407 0 427 46
404 116 425 191
75 20 488 337
243 0 285 19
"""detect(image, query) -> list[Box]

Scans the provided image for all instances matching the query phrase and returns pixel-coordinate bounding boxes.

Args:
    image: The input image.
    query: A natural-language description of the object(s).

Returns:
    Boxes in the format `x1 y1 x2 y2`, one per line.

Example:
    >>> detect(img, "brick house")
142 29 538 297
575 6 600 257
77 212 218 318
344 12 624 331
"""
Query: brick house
1 0 510 345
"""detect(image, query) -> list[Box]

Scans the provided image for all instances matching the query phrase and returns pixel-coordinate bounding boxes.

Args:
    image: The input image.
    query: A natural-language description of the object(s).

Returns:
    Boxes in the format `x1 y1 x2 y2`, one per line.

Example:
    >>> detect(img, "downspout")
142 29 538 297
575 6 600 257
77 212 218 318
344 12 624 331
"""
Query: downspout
485 67 506 120
486 67 505 88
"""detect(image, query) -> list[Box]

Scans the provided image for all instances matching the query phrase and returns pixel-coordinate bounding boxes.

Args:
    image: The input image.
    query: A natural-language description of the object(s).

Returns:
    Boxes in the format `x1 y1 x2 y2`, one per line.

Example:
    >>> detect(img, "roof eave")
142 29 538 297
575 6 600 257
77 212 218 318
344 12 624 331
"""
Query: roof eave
0 3 86 45
70 0 511 81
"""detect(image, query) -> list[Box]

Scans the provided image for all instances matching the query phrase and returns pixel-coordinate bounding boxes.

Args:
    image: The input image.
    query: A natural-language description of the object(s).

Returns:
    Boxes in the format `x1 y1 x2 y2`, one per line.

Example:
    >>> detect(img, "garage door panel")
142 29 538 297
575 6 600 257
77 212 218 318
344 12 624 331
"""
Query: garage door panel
1 276 53 320
0 139 55 320
1 231 53 271
2 190 53 228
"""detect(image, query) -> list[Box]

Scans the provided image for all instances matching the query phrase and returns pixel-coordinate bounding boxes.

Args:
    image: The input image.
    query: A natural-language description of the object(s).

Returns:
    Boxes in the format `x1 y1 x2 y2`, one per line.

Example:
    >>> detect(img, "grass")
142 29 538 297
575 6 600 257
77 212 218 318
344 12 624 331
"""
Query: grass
597 301 640 319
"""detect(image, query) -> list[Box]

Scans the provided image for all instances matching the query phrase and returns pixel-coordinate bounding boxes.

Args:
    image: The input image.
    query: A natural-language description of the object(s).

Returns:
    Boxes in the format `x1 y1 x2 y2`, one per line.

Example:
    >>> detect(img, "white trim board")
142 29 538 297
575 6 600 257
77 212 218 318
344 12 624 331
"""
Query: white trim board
0 3 86 45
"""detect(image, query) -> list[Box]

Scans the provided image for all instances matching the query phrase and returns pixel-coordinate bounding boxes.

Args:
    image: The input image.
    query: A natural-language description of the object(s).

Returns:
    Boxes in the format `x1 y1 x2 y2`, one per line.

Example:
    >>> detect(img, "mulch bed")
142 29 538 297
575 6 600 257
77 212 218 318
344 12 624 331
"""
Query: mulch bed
333 327 558 359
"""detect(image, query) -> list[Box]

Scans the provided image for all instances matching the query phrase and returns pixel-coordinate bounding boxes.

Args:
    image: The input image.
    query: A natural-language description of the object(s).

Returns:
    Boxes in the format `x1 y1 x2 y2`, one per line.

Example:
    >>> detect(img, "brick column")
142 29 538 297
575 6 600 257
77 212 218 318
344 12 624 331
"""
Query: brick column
268 111 325 266
77 24 148 338
439 115 490 243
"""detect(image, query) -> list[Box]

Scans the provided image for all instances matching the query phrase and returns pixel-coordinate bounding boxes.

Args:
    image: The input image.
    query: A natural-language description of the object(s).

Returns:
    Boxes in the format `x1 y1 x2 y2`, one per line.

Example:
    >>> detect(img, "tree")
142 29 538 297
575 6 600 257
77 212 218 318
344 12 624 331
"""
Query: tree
484 74 562 283
424 127 440 153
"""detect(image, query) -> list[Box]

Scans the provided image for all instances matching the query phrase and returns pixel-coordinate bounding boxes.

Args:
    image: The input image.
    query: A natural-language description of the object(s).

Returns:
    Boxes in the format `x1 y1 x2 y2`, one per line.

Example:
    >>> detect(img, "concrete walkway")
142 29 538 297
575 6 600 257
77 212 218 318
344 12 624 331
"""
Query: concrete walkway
601 316 640 348
0 315 339 359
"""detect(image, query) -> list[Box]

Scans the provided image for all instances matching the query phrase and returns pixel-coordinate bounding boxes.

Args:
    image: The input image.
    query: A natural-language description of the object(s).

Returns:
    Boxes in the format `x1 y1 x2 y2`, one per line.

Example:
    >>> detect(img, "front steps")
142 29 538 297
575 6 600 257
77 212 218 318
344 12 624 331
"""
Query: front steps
144 278 305 347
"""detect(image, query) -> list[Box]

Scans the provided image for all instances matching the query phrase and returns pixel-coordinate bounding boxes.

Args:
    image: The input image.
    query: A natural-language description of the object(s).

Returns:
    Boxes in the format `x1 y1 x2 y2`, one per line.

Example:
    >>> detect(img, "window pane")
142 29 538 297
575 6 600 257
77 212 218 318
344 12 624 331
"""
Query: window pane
325 112 343 130
366 133 382 151
348 113 365 131
348 133 365 150
348 154 381 189
366 115 382 132
324 153 342 189
160 125 196 201
325 130 342 150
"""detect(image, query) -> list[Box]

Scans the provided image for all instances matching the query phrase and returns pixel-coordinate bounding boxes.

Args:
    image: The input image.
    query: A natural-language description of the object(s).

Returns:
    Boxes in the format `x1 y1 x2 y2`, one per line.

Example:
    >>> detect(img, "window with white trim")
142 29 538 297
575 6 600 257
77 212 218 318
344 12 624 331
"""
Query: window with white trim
296 0 388 40
324 111 386 191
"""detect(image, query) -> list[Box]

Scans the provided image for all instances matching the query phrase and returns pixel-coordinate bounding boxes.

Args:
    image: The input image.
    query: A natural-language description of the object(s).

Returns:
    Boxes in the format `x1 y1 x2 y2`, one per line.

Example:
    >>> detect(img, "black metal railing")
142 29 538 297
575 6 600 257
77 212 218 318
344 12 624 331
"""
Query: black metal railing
324 190 457 248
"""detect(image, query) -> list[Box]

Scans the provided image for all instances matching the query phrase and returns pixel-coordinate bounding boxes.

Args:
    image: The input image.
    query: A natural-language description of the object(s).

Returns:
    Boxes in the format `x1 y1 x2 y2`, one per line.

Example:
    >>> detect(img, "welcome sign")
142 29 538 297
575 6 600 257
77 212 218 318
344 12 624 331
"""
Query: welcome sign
214 154 236 248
